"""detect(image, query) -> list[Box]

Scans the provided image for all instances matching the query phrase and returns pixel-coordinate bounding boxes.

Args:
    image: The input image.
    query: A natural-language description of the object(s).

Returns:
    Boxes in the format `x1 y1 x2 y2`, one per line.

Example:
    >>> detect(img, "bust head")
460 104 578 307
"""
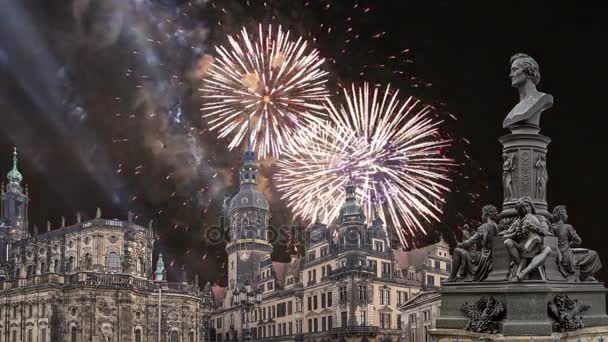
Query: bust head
510 53 540 88
552 205 568 223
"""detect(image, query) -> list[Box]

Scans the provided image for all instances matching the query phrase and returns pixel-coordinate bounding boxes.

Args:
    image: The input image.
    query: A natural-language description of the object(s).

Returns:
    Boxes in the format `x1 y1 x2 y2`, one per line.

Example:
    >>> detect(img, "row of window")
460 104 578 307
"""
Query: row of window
0 302 47 319
307 315 333 333
8 328 194 342
336 285 407 306
16 252 146 278
307 291 333 311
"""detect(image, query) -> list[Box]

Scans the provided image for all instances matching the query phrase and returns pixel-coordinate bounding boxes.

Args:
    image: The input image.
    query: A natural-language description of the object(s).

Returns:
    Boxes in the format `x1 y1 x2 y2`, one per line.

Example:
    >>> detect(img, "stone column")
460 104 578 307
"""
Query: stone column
498 124 551 226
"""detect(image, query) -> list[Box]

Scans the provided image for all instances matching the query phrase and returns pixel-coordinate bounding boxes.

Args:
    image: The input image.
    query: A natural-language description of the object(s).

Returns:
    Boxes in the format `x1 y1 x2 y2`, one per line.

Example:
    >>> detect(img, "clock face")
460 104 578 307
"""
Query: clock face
311 229 323 243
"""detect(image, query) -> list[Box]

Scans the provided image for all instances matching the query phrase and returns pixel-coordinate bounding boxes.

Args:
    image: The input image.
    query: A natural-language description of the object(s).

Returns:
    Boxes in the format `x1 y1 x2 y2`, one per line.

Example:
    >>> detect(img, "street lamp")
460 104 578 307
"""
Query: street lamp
233 279 262 341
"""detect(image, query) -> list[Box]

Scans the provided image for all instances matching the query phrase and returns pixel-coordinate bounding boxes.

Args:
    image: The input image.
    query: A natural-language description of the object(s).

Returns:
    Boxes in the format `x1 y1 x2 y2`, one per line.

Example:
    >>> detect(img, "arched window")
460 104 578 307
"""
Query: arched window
71 327 77 342
13 305 17 318
28 303 33 317
68 256 75 272
107 252 120 272
84 253 91 269
170 331 179 342
15 268 20 279
54 259 60 272
41 301 46 317
27 329 32 342
11 330 16 342
27 265 33 278
189 331 195 342
40 262 46 274
134 329 142 342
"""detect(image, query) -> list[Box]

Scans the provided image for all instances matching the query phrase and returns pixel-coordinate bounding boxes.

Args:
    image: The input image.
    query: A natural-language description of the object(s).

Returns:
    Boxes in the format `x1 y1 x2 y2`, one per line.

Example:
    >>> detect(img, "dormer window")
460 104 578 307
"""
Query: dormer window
374 241 384 252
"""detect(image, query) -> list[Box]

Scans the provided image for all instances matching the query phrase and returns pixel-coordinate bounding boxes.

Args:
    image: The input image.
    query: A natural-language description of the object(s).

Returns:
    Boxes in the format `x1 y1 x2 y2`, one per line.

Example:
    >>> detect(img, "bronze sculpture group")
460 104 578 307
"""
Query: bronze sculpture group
446 53 602 284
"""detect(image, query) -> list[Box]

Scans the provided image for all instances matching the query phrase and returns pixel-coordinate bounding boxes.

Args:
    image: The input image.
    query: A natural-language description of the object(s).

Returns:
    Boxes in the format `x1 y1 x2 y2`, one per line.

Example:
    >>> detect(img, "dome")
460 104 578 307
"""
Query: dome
228 187 269 212
7 148 22 185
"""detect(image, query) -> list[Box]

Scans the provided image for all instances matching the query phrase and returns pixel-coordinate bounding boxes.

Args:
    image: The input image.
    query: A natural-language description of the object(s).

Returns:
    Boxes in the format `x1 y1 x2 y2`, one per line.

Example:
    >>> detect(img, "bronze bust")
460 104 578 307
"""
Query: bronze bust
503 53 553 130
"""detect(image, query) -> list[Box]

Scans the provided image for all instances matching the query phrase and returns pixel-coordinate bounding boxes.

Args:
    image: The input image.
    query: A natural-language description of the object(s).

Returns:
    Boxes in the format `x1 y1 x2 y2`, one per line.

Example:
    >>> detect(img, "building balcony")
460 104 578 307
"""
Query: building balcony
330 325 379 337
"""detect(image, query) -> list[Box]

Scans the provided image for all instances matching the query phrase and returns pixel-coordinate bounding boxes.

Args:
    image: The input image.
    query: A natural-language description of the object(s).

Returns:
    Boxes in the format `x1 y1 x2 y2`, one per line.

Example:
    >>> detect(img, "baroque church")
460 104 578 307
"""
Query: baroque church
0 149 214 342
208 140 449 342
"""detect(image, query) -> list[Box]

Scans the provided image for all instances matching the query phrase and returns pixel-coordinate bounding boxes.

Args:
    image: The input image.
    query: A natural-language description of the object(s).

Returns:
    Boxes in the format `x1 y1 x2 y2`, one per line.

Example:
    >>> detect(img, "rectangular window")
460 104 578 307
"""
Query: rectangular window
339 286 347 303
358 284 367 301
374 241 384 252
434 260 441 269
380 313 391 329
296 299 303 312
308 319 312 333
321 293 326 308
272 306 276 318
308 251 316 261
313 295 318 310
427 275 435 286
308 296 312 311
314 318 318 332
359 310 366 326
382 262 391 276
297 320 303 334
277 302 286 317
312 269 317 281
288 301 293 315
289 322 293 335
321 246 328 257
268 281 274 290
447 262 452 272
328 316 333 329
282 323 286 336
341 311 347 328
397 314 402 330
322 316 327 331
263 307 266 320
327 292 333 307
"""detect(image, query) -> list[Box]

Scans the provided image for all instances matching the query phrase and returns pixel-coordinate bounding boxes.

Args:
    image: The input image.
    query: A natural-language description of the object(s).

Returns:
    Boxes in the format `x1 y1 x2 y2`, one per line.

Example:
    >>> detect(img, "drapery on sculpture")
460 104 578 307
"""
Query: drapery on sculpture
446 205 498 282
501 196 552 282
502 153 516 200
551 205 602 281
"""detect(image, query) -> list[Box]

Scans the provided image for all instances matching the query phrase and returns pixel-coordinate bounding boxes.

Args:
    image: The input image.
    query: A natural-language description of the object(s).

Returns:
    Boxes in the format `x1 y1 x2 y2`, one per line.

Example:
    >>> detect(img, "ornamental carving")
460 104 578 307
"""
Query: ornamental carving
460 296 505 333
548 294 590 332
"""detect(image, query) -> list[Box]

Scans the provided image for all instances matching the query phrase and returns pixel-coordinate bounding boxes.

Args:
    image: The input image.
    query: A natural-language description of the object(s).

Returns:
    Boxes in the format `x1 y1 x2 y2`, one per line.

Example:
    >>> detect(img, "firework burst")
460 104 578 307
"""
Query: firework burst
200 24 330 158
276 83 454 248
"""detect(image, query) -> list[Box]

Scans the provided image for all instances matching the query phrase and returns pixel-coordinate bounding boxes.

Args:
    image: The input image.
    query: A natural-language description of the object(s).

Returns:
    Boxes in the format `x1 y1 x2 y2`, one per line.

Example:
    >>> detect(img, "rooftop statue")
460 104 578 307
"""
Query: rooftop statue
503 53 553 130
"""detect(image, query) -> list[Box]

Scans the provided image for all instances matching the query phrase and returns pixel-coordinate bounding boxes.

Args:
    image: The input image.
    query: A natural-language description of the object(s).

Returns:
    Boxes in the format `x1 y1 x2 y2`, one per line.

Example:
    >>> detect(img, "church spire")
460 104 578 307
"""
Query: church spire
7 147 23 187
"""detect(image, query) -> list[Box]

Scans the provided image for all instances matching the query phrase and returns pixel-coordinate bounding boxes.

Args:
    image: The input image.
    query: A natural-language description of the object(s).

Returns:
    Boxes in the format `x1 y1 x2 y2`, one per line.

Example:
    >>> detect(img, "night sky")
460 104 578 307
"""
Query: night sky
1 1 607 285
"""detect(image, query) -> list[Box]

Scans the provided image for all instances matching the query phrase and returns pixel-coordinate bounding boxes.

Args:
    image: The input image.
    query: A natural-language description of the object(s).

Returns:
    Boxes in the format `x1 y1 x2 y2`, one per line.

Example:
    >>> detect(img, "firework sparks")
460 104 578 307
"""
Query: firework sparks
276 83 454 248
200 24 330 158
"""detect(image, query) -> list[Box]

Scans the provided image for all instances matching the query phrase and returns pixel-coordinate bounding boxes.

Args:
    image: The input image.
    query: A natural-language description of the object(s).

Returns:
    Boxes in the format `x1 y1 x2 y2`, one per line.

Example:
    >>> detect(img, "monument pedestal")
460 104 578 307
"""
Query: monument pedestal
499 124 551 225
431 326 608 342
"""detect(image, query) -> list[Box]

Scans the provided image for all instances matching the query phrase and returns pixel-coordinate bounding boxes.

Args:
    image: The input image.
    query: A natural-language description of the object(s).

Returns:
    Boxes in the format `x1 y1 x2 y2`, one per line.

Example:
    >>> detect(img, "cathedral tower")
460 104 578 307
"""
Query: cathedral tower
0 148 29 280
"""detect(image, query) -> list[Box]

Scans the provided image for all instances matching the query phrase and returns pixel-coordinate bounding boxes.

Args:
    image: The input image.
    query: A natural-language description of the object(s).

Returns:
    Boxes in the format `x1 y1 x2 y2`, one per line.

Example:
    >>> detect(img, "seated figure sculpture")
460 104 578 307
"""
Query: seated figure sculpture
502 196 552 281
446 205 498 282
551 205 602 281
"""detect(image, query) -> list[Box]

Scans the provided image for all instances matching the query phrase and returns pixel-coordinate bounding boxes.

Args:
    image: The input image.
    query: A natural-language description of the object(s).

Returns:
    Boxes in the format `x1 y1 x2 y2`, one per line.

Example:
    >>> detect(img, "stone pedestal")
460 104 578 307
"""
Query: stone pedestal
431 326 608 342
499 124 551 223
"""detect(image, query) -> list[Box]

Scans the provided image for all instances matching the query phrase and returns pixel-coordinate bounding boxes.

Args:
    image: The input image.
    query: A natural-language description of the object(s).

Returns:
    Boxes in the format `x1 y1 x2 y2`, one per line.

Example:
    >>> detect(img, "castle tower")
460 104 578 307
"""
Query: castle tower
224 118 272 306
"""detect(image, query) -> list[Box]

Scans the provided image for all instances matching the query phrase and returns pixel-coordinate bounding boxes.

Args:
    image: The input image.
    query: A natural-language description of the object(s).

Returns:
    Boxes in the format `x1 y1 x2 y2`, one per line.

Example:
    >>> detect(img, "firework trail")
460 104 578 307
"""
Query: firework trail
200 24 330 158
276 83 454 248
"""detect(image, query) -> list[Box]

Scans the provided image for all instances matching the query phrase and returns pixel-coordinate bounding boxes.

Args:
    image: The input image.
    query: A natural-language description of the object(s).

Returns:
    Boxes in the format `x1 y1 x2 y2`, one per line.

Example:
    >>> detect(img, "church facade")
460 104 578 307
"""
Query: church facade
208 143 448 342
0 149 214 342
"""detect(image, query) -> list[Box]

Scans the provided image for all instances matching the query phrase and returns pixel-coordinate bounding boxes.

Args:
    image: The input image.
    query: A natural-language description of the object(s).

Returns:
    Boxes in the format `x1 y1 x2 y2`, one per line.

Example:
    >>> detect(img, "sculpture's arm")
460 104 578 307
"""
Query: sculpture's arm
458 229 483 249
567 225 582 247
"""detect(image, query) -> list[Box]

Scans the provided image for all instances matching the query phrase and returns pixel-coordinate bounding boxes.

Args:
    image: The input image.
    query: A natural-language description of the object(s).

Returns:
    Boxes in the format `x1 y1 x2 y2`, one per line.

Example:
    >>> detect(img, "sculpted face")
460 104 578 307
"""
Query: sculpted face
509 59 528 88
517 201 531 217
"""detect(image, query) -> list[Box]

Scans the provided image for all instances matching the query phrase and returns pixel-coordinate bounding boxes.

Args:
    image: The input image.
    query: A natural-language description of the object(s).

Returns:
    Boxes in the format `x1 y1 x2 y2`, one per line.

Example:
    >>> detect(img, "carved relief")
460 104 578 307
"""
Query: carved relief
520 150 531 196
535 154 548 200
460 296 505 333
502 152 516 200
548 294 589 332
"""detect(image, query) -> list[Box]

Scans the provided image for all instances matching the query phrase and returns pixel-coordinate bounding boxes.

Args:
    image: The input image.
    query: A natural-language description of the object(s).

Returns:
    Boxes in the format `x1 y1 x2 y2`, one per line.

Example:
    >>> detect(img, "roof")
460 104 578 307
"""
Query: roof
400 289 441 310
